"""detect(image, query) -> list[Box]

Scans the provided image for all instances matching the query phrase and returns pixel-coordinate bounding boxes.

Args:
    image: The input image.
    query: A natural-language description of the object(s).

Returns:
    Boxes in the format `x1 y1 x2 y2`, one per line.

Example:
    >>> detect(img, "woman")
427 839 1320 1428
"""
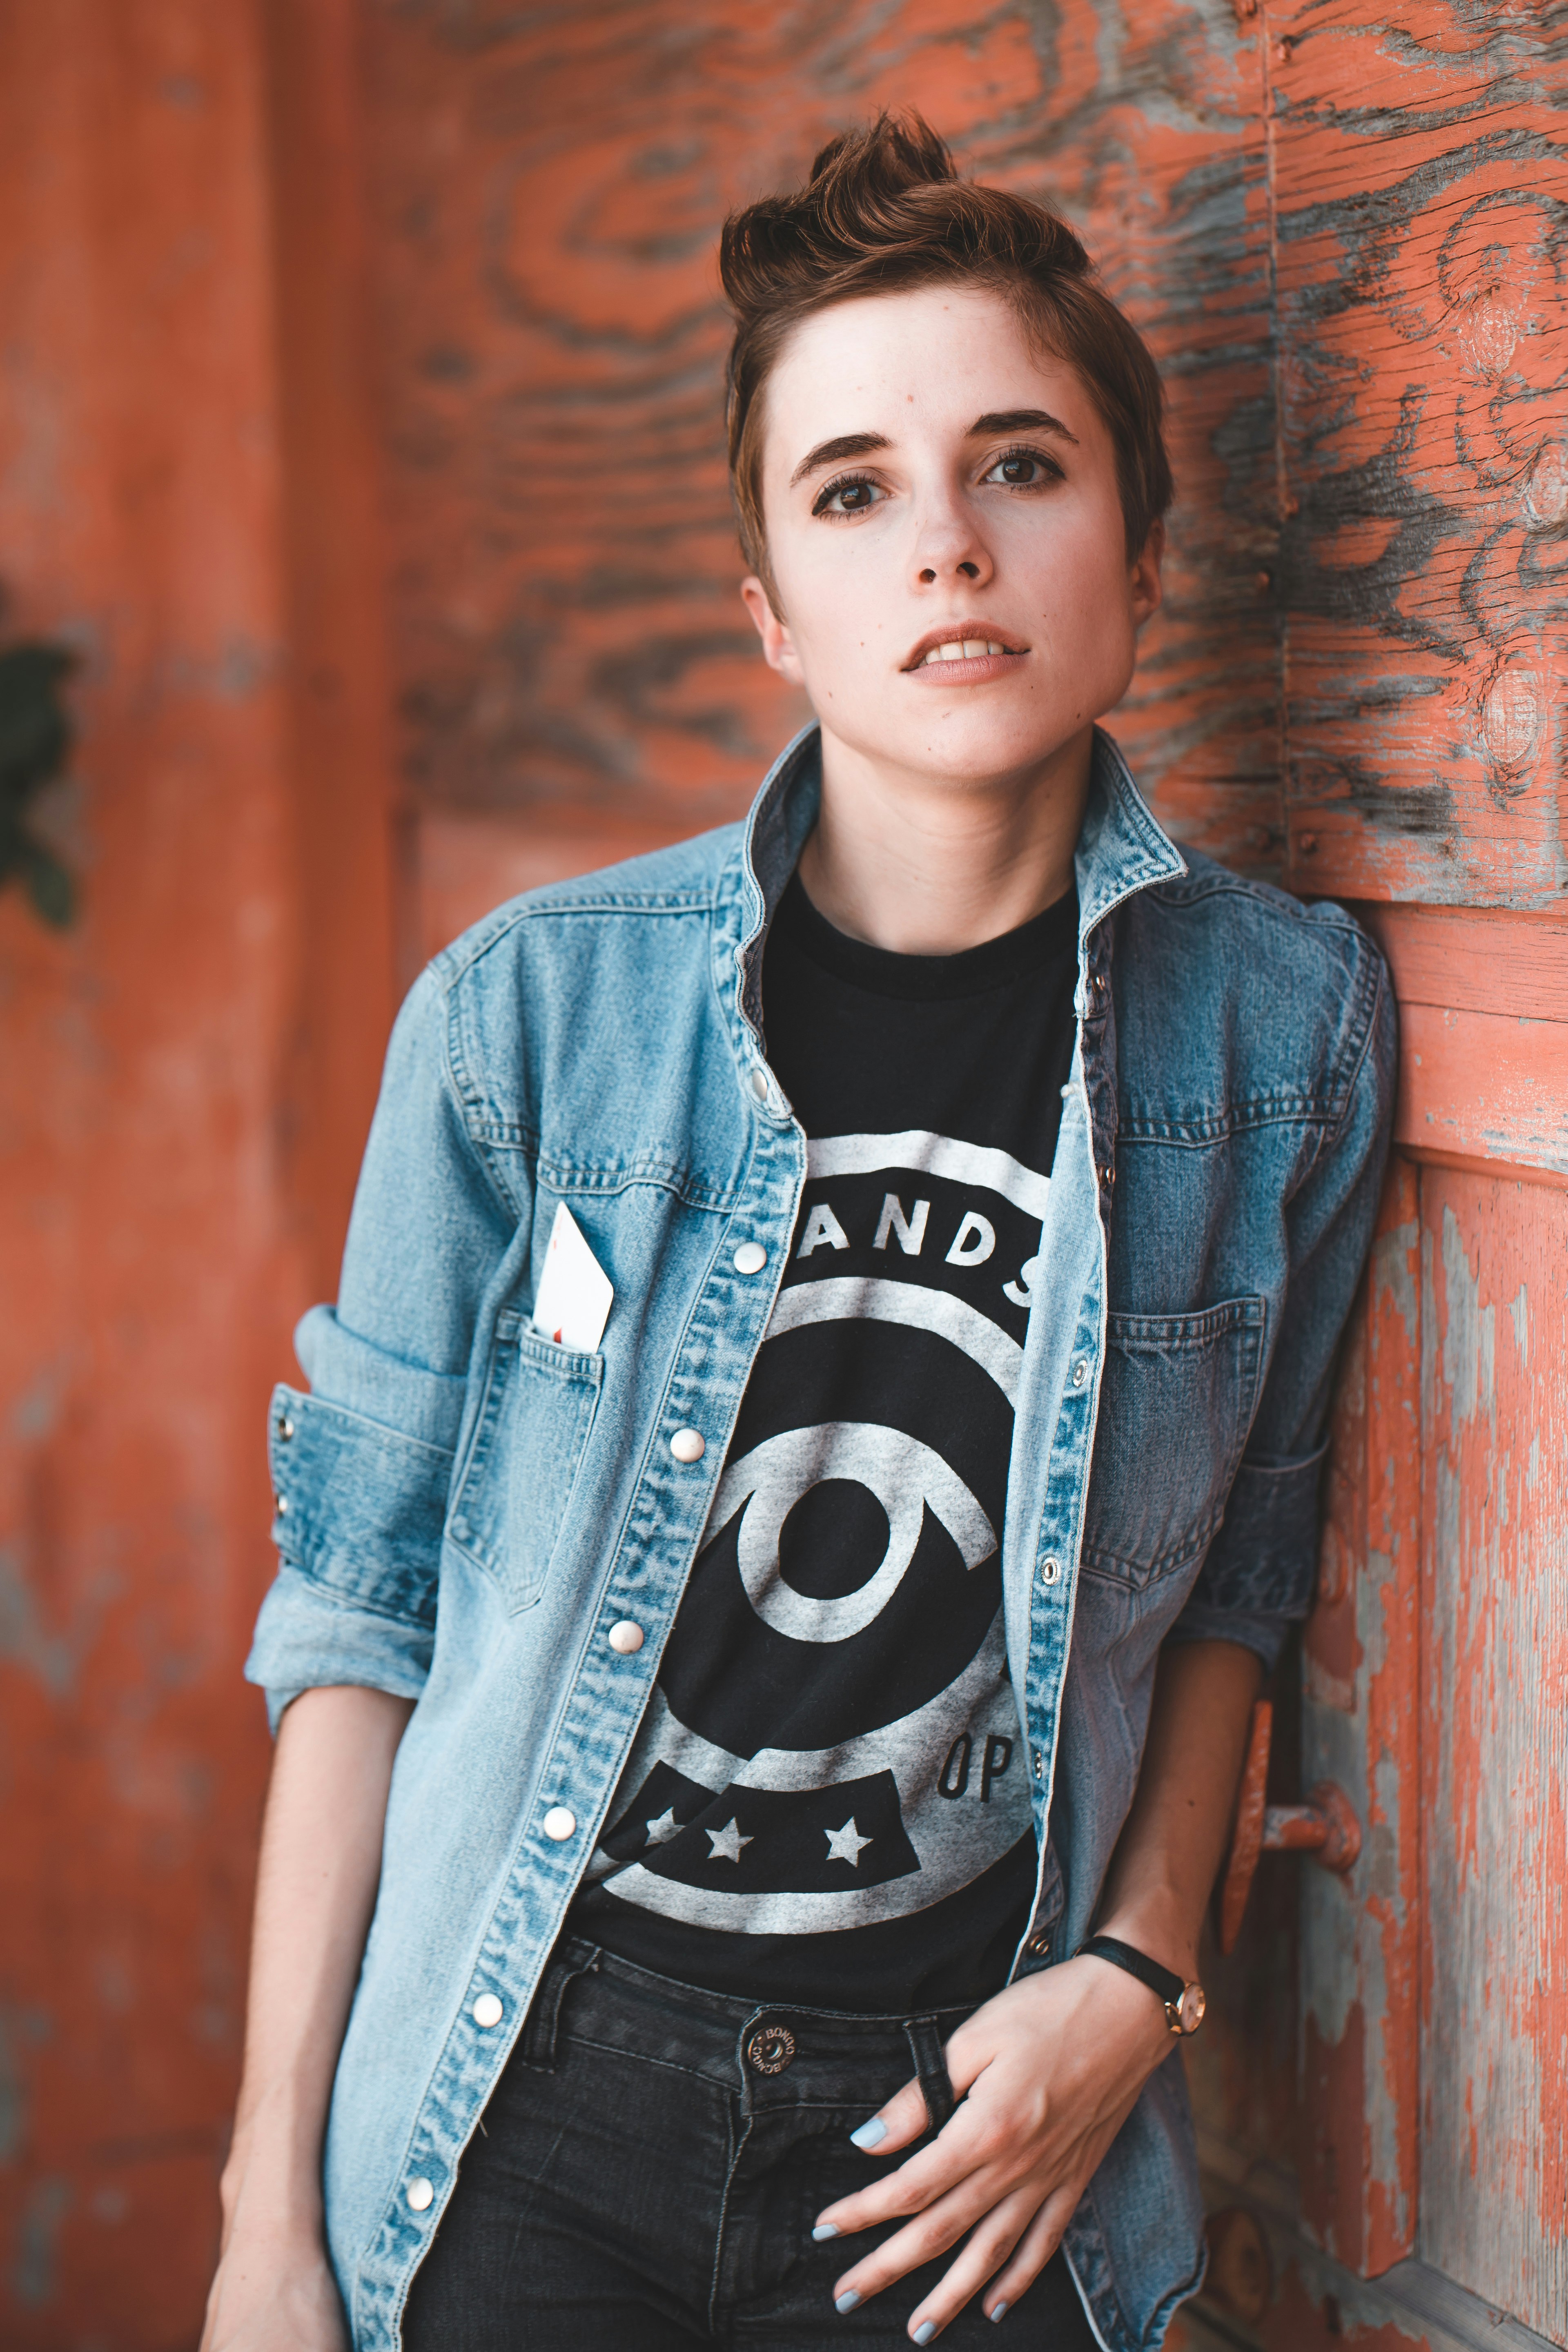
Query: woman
204 114 1393 2352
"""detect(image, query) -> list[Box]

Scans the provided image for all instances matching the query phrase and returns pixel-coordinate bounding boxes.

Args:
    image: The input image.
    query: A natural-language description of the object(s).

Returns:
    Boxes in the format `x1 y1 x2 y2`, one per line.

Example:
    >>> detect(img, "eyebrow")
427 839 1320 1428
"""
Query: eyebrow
968 408 1078 443
789 431 890 488
789 409 1079 490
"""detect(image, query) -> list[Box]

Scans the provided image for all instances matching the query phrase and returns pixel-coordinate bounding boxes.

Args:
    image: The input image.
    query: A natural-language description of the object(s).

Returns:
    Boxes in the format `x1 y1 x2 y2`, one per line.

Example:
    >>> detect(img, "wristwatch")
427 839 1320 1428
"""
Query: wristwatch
1078 1934 1206 2036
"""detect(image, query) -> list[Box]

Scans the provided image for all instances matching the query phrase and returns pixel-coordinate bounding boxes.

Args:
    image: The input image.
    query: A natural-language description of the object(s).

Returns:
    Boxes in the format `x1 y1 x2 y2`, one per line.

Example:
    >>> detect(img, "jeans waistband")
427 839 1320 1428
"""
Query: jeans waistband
527 1938 974 2132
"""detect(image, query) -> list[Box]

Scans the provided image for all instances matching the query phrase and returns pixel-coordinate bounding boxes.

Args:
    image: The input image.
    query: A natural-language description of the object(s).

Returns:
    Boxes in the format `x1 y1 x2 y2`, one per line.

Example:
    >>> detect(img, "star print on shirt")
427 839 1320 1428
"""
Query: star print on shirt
706 1819 753 1864
824 1818 873 1868
644 1808 683 1847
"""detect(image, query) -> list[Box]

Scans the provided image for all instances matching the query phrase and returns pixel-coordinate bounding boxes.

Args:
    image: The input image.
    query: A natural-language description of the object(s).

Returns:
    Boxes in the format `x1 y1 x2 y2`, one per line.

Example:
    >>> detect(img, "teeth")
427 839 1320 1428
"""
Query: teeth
920 639 1011 665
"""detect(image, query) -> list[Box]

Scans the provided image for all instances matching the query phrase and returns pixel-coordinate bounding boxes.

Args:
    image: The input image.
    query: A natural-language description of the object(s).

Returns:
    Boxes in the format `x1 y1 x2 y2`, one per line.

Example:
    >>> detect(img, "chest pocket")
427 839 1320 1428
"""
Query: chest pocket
447 1311 603 1613
1081 1296 1265 1588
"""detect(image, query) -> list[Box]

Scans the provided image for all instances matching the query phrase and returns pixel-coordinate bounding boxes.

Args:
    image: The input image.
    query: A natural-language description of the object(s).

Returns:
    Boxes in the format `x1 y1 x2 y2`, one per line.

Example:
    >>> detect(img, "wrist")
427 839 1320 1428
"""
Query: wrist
1062 1945 1183 2072
1092 1894 1200 1984
1078 1927 1207 2040
220 2098 328 2236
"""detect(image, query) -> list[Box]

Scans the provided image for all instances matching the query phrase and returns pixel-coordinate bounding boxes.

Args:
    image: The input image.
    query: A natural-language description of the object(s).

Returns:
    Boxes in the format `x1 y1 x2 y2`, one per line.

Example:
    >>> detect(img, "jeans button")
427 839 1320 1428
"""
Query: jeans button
746 2022 796 2076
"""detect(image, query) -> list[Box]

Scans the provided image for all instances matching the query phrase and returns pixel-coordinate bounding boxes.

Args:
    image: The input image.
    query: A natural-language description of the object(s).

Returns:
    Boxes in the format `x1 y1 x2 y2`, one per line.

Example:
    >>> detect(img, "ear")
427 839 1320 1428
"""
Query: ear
1130 520 1165 633
741 576 806 686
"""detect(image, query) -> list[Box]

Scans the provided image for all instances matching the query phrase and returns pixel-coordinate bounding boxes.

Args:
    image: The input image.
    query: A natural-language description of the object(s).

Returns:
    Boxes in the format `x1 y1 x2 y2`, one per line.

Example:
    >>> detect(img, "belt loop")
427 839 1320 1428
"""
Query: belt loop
902 2014 956 2136
519 1939 600 2072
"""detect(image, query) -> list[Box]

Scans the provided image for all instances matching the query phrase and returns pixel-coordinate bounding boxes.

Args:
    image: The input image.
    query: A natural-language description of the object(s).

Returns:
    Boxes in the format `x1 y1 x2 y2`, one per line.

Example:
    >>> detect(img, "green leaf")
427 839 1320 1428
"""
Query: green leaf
24 843 74 929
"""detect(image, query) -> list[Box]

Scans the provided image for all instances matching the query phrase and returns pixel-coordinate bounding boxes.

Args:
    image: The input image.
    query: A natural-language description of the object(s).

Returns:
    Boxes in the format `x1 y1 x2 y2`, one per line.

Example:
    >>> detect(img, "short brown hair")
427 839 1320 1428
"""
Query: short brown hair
721 114 1172 601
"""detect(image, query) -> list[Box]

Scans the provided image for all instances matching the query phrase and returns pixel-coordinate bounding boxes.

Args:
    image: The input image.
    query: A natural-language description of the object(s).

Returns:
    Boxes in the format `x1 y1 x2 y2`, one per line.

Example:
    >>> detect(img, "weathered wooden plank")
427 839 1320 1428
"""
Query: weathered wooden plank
1352 902 1568 1024
1397 1002 1568 1179
1420 1169 1568 2343
0 2 395 2342
1299 1163 1423 2276
1263 1 1568 906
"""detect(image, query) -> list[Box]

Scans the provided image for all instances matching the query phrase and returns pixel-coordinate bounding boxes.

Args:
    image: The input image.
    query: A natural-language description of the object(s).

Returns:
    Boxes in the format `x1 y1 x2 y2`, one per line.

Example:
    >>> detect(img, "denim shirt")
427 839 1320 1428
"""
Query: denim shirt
247 724 1394 2352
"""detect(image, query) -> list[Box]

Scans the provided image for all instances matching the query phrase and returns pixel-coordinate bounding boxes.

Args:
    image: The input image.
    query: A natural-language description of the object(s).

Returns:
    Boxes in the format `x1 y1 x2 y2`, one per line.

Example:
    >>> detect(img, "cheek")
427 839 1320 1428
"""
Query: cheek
778 535 900 676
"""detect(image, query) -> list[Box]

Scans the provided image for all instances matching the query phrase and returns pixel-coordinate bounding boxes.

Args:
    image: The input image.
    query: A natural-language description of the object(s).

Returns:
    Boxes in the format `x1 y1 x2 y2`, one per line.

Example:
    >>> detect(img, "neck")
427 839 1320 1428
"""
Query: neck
795 722 1094 956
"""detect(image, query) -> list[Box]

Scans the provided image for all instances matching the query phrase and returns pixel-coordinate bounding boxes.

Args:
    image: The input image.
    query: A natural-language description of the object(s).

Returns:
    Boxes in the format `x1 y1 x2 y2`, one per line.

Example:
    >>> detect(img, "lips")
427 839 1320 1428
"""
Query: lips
902 626 1029 671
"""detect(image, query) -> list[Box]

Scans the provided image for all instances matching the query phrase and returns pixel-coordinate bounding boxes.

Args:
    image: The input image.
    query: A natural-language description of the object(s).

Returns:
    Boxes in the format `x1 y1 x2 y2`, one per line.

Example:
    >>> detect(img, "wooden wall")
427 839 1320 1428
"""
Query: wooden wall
0 2 1562 2344
0 2 394 2341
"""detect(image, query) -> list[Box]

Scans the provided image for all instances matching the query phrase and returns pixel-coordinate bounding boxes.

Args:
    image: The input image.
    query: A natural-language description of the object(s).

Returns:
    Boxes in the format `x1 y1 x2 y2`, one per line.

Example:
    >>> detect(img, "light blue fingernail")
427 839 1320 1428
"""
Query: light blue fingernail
835 2290 862 2314
849 2116 887 2149
914 2325 937 2346
813 2223 840 2241
991 2304 1009 2324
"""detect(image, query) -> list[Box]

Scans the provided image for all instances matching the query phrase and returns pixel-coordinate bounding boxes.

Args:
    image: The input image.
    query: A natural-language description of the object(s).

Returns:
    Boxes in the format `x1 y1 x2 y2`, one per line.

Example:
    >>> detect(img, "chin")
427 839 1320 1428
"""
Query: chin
888 711 1083 786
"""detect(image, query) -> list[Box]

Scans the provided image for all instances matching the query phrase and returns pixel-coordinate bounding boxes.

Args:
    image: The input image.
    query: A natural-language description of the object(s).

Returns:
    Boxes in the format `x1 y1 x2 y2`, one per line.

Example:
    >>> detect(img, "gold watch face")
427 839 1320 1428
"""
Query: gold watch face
1174 1983 1206 2036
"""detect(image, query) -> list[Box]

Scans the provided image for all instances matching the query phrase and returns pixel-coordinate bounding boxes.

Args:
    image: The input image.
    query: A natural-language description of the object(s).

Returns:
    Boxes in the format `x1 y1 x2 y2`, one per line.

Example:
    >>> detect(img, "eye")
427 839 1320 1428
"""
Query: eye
812 472 886 518
982 446 1062 489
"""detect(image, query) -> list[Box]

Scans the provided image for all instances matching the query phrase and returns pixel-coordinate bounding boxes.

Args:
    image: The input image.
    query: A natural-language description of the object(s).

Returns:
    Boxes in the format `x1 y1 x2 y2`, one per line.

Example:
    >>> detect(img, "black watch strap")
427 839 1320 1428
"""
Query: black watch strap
1077 1933 1186 2006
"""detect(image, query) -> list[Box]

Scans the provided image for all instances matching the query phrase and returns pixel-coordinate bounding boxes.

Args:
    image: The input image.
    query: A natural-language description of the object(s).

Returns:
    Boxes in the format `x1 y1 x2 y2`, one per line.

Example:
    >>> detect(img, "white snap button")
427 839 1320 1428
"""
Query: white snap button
542 1806 576 1841
274 1493 288 1515
472 1993 503 2029
276 1413 294 1441
750 1069 768 1100
406 2177 434 2212
1040 1557 1061 1585
608 1620 644 1654
1072 1360 1088 1389
733 1241 767 1275
670 1428 706 1463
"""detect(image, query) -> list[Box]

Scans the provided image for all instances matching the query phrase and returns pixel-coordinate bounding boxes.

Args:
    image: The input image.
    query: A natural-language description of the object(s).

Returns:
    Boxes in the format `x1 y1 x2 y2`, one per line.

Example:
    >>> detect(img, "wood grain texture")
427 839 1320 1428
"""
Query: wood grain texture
1268 1 1568 906
1299 1163 1423 2275
1420 1169 1568 2341
363 0 1283 876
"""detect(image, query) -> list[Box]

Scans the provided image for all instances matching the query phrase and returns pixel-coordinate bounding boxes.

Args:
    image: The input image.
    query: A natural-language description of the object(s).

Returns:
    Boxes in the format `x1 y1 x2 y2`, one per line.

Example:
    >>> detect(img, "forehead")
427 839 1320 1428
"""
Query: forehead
761 283 1102 467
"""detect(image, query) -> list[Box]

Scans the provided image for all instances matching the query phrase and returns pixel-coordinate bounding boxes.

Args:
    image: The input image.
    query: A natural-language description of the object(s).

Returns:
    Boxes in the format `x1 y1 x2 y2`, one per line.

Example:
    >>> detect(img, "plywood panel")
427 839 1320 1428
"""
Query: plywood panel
1354 904 1568 1027
0 2 394 2341
1396 1004 1568 1182
1264 2 1568 906
1419 1169 1568 2341
363 0 1283 873
1299 1163 1423 2275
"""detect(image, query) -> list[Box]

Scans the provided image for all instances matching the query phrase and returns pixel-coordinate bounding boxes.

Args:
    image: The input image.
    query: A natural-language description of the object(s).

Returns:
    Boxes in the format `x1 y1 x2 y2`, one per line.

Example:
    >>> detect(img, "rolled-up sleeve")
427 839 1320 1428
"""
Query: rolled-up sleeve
245 963 517 1728
1170 933 1396 1668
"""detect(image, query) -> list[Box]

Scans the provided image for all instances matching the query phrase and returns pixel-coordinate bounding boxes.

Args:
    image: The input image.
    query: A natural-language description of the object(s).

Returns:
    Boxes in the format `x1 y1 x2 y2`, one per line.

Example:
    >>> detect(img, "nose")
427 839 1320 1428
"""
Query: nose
910 484 993 590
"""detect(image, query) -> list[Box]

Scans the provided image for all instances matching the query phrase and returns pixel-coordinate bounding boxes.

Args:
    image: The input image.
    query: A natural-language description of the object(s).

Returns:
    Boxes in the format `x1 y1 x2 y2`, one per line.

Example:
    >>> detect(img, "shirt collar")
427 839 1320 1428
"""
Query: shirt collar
731 720 1186 1033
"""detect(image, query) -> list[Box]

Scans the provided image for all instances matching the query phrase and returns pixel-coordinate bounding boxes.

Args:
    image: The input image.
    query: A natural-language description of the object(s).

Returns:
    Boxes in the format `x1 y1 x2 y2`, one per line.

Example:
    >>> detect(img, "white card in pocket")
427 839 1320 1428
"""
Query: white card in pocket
531 1201 614 1353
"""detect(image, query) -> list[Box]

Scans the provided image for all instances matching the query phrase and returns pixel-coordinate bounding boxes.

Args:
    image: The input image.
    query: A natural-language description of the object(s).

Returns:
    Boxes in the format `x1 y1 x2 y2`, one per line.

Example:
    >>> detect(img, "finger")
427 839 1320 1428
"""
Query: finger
935 2014 1000 2101
844 2072 938 2158
903 2185 1042 2340
814 2101 993 2241
979 2183 1077 2323
833 2183 1038 2329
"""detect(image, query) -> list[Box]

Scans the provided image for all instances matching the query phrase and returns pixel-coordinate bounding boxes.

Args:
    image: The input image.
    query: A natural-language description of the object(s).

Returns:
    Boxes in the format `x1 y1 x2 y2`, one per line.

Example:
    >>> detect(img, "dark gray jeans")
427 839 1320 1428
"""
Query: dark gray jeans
402 1940 1098 2350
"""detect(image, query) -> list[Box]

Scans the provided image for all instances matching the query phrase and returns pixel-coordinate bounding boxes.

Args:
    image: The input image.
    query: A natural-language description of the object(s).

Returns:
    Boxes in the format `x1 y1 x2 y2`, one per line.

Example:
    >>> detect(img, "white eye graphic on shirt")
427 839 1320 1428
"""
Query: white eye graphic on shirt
710 1421 996 1645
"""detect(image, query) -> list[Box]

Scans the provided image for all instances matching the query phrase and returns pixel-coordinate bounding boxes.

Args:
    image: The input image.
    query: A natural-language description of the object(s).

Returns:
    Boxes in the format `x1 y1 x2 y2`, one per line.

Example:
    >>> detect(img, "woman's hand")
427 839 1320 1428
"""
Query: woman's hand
813 1955 1176 2339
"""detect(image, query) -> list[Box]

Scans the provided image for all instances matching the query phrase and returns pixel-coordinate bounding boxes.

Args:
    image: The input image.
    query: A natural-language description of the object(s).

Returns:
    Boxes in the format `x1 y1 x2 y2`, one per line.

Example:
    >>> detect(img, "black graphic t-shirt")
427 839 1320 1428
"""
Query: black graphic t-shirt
569 873 1079 2010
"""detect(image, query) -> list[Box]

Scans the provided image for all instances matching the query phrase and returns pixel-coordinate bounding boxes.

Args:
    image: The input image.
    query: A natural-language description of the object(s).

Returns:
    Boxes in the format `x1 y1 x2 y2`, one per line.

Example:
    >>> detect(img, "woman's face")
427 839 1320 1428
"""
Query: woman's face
742 284 1162 791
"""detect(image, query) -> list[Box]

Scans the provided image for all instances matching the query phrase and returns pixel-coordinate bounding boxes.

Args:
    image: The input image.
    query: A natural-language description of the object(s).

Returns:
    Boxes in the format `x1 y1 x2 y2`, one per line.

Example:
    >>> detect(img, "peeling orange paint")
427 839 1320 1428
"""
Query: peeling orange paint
1421 1174 1568 2331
